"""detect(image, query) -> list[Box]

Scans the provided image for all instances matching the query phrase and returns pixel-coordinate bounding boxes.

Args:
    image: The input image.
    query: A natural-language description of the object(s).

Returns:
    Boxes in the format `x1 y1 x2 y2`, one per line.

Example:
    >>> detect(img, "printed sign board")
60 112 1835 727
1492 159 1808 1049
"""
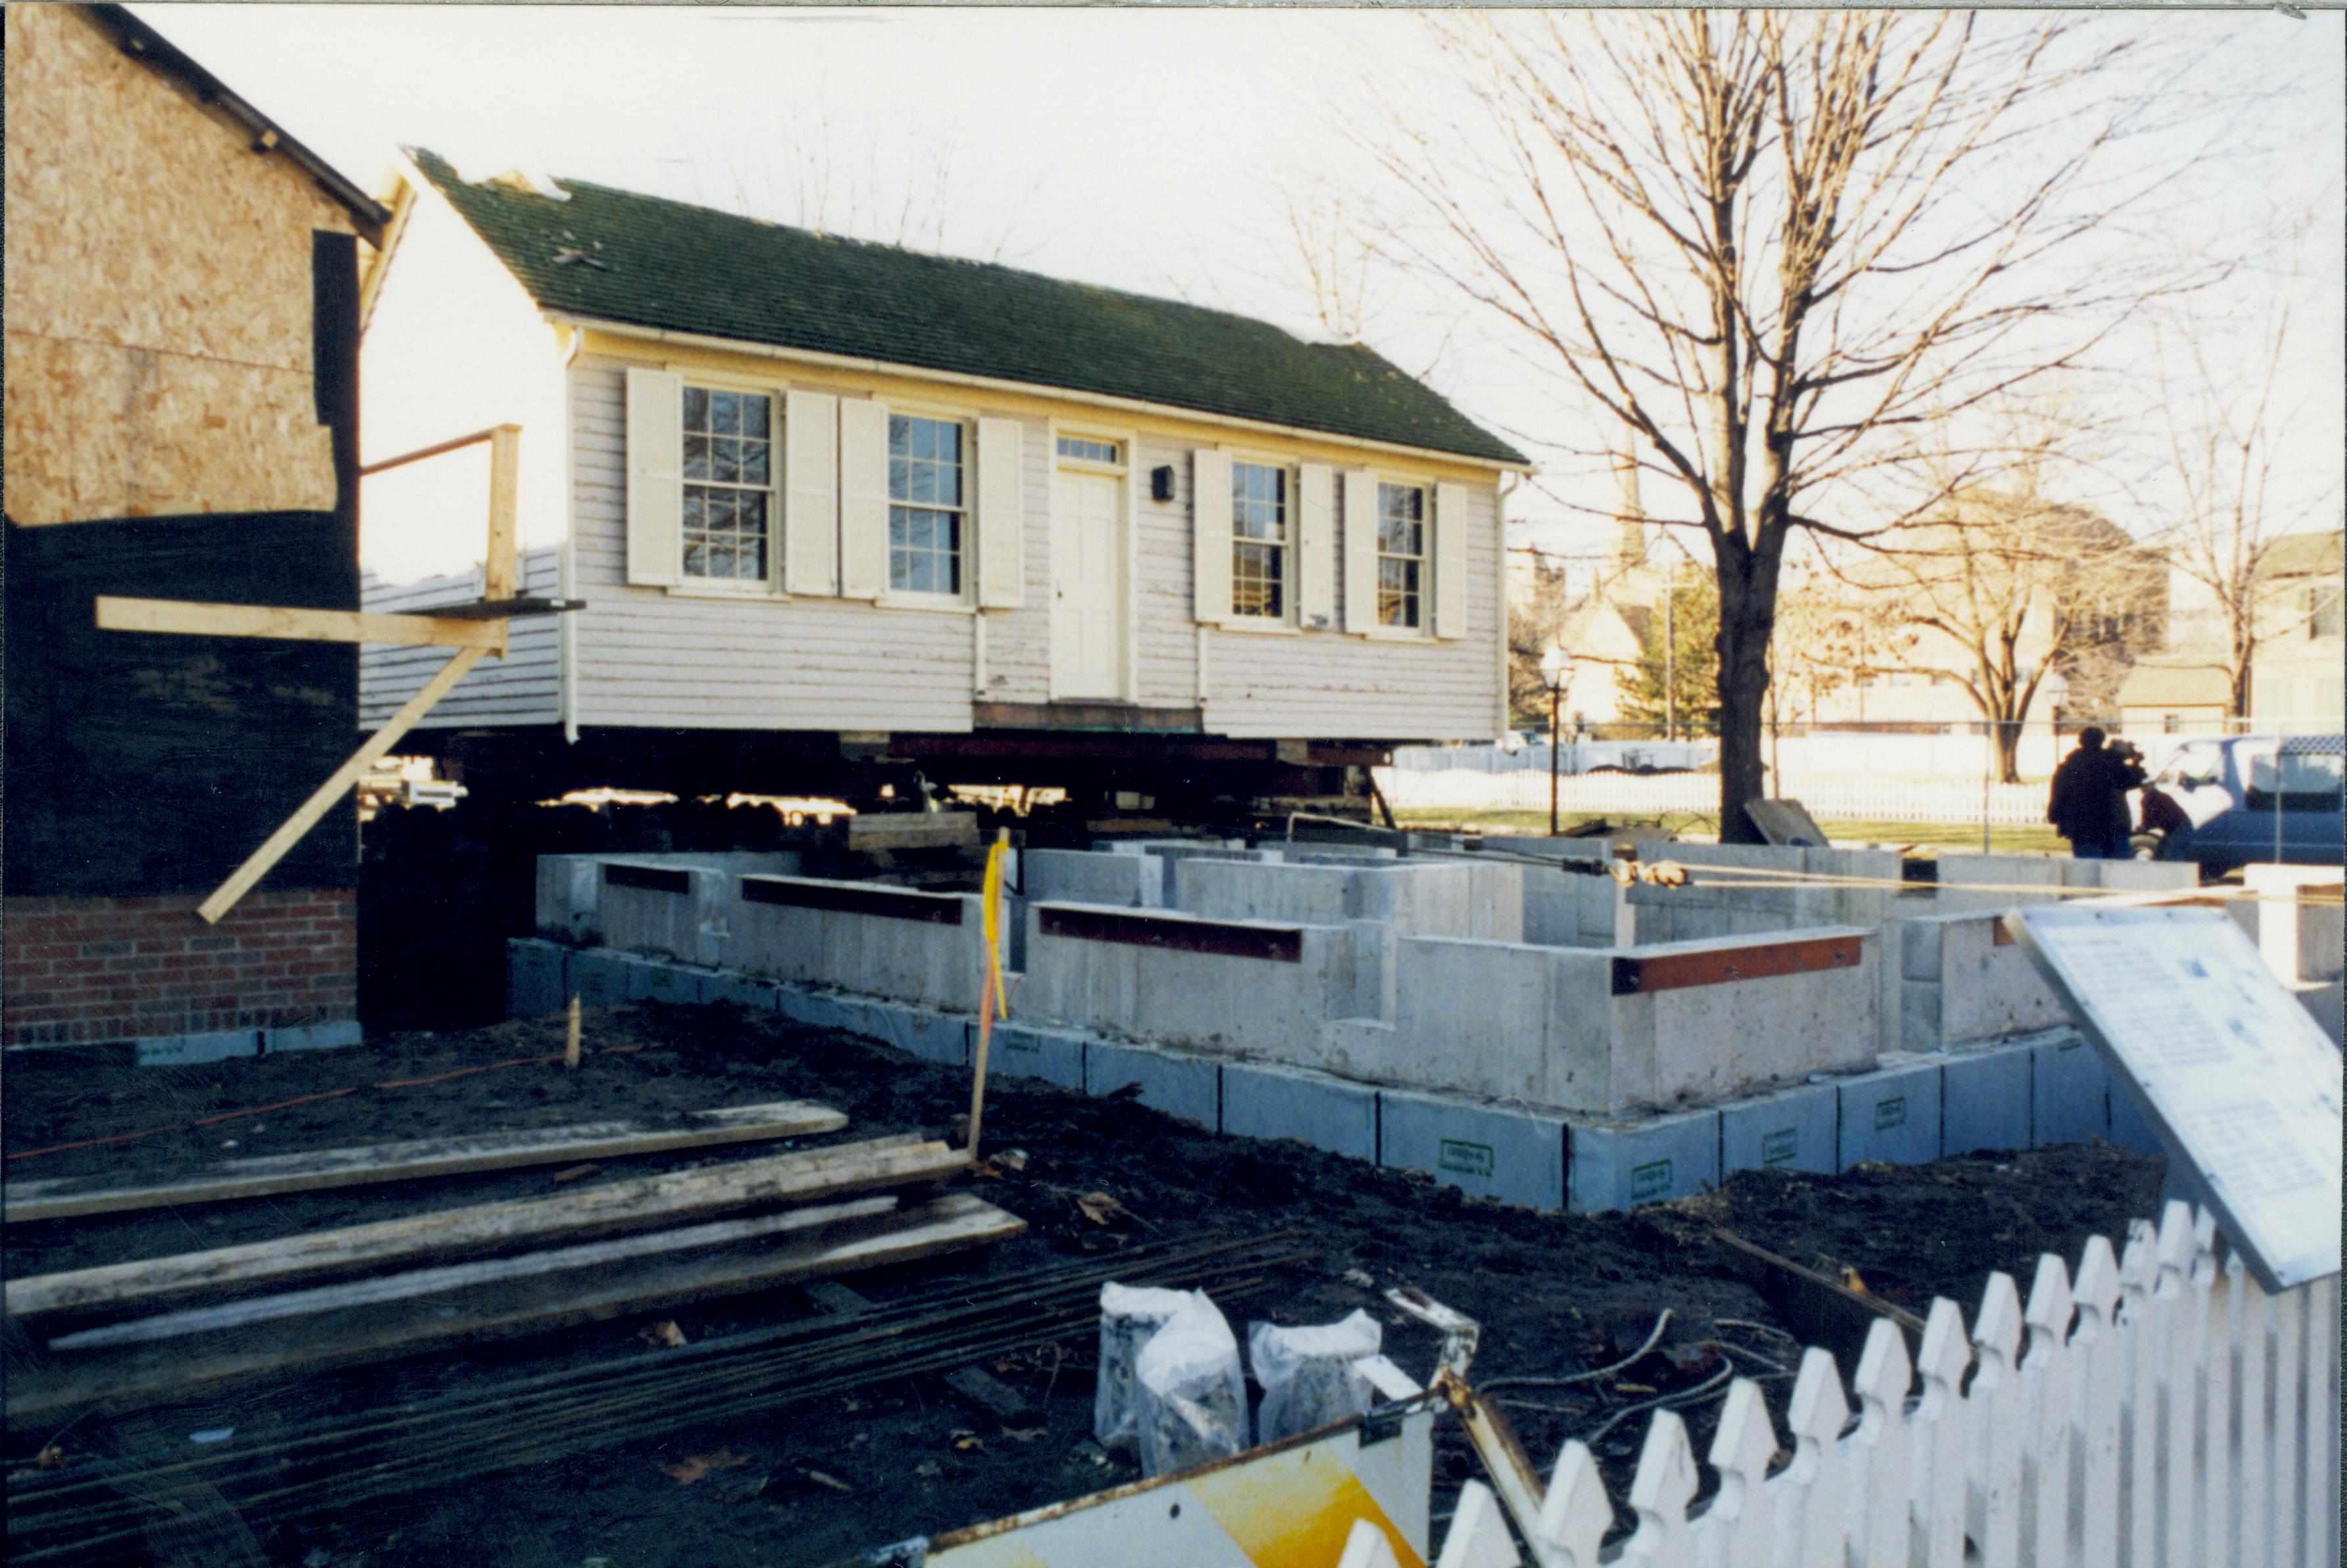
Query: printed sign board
2007 904 2342 1292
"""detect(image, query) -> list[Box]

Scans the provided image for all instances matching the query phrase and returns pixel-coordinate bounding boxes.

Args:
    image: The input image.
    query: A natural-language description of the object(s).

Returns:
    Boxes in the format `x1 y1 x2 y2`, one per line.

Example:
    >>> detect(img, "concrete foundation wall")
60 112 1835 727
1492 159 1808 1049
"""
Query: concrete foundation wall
1023 849 1160 910
1330 927 1876 1116
1169 857 1523 944
1020 902 1363 1061
730 877 997 1014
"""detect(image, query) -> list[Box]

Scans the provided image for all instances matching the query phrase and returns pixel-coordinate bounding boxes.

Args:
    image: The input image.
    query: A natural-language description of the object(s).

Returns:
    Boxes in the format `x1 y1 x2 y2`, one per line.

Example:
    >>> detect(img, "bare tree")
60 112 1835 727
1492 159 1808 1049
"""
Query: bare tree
1345 12 2218 837
2156 285 2341 717
1865 489 2160 781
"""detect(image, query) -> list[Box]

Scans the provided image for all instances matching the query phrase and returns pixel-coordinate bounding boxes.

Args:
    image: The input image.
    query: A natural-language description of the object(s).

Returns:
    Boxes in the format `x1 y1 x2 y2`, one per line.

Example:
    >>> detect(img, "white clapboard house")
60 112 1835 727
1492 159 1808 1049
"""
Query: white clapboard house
357 150 1529 802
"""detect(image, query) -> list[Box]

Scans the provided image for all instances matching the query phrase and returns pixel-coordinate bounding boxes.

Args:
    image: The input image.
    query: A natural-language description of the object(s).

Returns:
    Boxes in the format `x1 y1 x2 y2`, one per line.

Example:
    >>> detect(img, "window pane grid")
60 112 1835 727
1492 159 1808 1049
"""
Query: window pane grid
1056 436 1121 464
1230 462 1288 618
1376 482 1426 628
682 388 772 582
889 415 965 595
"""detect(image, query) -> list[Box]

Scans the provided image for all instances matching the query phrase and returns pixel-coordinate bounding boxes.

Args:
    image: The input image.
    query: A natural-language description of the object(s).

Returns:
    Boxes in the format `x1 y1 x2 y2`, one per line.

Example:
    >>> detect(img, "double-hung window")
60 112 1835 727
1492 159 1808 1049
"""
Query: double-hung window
1230 461 1288 620
681 387 773 582
889 414 965 595
1376 482 1426 629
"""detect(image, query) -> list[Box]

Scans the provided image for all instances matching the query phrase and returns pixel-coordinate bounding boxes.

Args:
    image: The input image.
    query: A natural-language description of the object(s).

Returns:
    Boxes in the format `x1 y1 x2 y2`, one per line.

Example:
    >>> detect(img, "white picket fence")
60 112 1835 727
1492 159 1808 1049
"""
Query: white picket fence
1373 767 2050 827
1424 1200 2338 1568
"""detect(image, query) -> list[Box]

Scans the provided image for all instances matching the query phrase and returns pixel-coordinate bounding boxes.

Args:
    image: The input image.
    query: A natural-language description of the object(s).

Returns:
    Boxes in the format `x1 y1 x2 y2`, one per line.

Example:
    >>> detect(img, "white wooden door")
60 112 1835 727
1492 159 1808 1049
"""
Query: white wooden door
1051 469 1124 699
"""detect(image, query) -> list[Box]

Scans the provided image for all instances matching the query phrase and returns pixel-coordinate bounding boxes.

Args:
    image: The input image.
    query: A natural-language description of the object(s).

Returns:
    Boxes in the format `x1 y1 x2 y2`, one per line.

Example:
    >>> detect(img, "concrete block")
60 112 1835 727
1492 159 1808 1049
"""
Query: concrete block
599 862 732 967
1630 928 1878 1107
567 948 634 1008
136 1029 260 1066
1940 1044 2033 1156
2106 1082 2168 1159
623 955 707 1005
1220 1061 1379 1162
507 938 567 1019
1568 1108 1720 1212
705 971 782 1011
772 987 871 1036
264 1020 364 1055
2032 1032 2110 1147
1835 1059 1942 1171
859 1000 971 1067
1378 1089 1566 1211
1720 1082 1839 1176
1928 913 2069 1048
1084 1039 1220 1128
986 1021 1088 1092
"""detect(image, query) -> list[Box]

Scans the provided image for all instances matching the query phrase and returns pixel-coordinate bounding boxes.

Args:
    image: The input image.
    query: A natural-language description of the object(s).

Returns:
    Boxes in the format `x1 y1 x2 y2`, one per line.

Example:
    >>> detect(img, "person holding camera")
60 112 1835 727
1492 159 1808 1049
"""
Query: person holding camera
2046 726 2145 858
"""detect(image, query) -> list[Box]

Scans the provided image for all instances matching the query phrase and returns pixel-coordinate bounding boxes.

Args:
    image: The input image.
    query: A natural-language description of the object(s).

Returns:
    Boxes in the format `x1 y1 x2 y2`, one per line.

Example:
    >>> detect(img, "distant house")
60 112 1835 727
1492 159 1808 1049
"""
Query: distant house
3 5 388 1053
1807 495 2164 732
2136 528 2345 731
355 152 1528 807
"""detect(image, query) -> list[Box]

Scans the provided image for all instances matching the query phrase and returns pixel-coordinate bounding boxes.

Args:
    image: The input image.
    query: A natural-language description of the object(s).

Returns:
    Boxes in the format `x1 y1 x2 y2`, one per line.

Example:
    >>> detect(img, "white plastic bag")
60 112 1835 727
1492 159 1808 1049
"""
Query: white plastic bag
1134 1291 1249 1477
1248 1310 1382 1444
1094 1281 1192 1454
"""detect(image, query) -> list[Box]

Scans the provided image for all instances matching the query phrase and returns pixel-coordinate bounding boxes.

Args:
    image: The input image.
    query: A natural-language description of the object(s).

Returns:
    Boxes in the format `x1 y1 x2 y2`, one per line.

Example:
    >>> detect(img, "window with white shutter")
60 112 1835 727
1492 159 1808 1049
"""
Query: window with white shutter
837 398 889 599
783 388 839 595
624 366 683 588
1297 463 1334 628
1341 469 1376 633
1432 480 1470 638
975 417 1024 608
1192 448 1232 624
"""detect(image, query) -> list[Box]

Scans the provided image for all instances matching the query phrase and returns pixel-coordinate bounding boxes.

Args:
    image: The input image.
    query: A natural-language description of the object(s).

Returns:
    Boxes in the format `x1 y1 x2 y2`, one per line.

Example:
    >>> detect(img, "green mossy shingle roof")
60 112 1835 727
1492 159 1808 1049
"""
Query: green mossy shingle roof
411 150 1525 467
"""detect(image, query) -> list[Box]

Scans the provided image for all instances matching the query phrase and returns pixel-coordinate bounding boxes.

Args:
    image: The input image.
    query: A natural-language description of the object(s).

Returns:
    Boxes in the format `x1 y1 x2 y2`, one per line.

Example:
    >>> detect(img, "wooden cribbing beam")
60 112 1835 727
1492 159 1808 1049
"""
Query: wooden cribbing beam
196 642 486 922
1 1099 848 1223
6 1134 962 1322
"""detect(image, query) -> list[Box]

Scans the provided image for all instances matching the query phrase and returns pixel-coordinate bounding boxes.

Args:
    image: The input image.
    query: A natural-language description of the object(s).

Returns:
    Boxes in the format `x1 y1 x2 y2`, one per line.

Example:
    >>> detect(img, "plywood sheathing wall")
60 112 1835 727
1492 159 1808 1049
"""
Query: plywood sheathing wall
2 6 355 526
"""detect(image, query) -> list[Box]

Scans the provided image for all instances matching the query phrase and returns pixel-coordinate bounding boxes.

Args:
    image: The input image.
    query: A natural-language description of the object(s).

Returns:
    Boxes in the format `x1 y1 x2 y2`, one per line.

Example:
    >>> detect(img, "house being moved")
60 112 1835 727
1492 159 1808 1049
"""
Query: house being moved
358 151 1528 813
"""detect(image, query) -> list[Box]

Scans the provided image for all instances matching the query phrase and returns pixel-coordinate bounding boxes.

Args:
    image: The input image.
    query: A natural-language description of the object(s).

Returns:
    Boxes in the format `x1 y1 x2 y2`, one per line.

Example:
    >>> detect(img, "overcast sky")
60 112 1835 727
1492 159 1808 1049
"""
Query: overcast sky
138 5 2344 576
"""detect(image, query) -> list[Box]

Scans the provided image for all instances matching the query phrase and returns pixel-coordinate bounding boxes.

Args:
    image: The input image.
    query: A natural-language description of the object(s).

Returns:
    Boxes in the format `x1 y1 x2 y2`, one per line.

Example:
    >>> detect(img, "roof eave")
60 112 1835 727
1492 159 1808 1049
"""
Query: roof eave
546 310 1535 475
81 3 390 244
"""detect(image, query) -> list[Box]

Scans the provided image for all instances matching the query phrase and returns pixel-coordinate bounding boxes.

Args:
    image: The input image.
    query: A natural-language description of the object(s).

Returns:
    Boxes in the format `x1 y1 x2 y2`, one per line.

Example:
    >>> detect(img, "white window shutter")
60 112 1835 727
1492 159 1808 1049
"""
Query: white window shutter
1192 448 1231 625
1341 469 1377 633
782 389 840 595
1297 463 1335 629
624 366 683 587
1433 479 1470 639
975 417 1025 609
837 398 889 600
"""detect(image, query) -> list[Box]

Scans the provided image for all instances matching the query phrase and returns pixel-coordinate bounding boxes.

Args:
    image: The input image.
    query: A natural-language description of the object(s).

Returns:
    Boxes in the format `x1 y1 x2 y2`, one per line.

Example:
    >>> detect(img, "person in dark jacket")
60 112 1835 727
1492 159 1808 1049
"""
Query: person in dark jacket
2046 727 2144 858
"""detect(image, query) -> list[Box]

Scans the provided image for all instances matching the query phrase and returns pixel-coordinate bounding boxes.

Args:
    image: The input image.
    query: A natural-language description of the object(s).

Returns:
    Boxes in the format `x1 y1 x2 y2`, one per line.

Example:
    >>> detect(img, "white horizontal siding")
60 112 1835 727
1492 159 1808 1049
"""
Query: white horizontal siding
358 547 563 729
567 359 977 733
1202 476 1501 741
561 354 1502 742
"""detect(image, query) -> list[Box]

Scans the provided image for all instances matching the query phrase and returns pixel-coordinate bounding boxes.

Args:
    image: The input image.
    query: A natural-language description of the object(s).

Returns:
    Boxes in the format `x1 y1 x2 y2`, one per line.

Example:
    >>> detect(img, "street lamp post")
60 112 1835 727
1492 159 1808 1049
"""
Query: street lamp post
1540 647 1573 836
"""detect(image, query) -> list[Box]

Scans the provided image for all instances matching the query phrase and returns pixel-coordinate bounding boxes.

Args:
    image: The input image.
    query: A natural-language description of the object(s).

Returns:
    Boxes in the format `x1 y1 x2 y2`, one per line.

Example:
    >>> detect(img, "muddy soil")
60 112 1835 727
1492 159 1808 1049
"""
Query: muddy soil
3 1004 2163 1567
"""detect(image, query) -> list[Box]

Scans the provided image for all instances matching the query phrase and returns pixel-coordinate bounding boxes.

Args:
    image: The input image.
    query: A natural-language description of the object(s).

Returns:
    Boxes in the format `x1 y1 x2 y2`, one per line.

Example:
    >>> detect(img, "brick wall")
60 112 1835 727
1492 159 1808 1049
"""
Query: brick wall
4 888 356 1048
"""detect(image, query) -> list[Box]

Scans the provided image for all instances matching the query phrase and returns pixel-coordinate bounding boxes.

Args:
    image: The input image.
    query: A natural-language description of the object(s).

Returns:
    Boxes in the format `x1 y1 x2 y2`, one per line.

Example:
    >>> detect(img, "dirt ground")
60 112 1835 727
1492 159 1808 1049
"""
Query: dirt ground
3 1005 2164 1567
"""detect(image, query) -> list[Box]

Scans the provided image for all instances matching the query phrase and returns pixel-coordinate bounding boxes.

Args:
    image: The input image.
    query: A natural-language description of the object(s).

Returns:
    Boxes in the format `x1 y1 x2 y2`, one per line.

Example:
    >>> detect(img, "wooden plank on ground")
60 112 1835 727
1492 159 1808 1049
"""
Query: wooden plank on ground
51 1195 906 1350
7 1193 1025 1419
2 1100 850 1224
6 1136 962 1322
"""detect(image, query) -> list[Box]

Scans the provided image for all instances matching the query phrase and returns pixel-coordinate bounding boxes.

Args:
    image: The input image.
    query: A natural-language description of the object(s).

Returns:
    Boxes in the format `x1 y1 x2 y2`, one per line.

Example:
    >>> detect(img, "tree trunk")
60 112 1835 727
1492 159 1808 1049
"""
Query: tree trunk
1714 566 1777 844
1994 722 2024 785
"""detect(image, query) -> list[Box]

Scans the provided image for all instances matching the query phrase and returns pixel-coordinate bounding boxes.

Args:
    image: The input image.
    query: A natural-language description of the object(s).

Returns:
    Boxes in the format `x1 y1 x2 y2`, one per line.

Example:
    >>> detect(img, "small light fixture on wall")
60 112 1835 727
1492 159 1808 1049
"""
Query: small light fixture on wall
1151 466 1176 503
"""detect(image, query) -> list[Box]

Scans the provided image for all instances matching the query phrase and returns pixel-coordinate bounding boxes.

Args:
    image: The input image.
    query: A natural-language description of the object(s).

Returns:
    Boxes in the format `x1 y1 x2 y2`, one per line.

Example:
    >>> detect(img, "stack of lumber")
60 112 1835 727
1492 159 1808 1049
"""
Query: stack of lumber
5 1104 1023 1420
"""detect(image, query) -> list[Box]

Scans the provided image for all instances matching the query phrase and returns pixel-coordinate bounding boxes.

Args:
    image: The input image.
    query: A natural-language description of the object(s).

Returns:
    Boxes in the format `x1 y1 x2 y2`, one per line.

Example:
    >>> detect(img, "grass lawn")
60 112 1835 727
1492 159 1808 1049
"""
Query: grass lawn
1391 807 2070 856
